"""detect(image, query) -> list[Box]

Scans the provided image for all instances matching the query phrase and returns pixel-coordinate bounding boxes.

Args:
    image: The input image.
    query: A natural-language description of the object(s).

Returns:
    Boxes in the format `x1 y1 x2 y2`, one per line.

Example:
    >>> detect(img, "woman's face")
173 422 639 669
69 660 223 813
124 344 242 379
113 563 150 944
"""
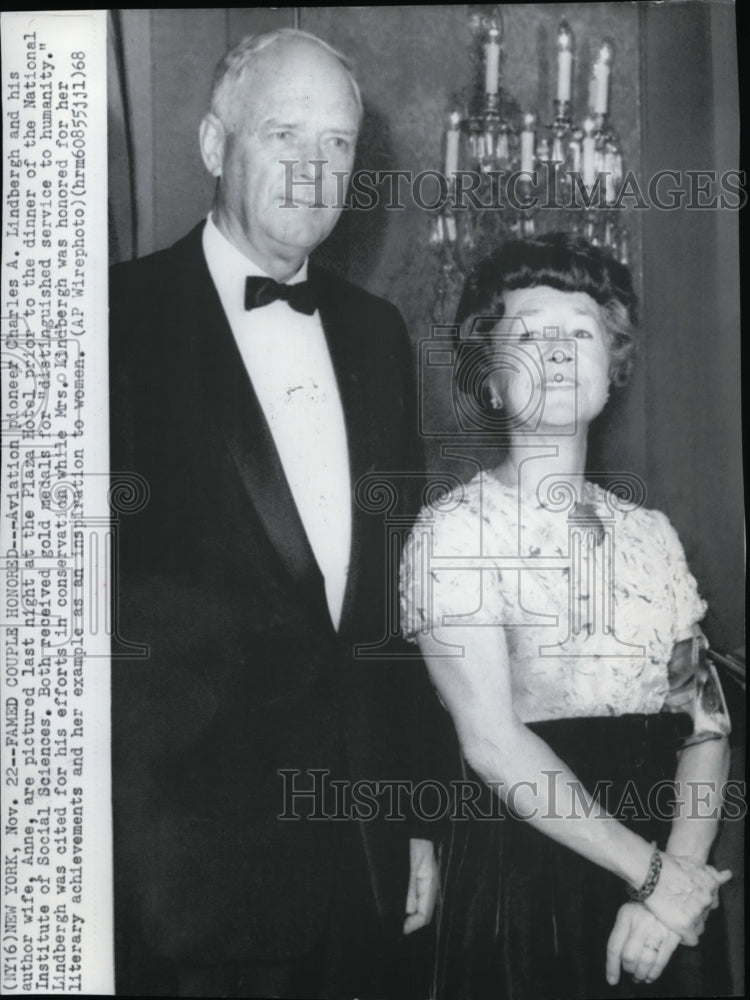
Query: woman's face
490 285 611 433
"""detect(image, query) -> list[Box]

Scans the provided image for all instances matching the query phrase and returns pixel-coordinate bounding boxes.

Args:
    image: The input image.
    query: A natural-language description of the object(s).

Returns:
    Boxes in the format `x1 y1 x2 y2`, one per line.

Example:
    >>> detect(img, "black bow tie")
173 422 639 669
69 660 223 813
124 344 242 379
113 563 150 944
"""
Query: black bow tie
244 276 317 315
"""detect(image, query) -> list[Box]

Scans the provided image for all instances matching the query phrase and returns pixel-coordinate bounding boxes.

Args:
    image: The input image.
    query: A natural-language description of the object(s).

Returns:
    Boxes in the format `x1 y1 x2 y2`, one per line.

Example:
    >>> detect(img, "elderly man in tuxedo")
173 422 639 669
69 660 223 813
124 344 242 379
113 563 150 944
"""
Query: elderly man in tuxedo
110 28 447 999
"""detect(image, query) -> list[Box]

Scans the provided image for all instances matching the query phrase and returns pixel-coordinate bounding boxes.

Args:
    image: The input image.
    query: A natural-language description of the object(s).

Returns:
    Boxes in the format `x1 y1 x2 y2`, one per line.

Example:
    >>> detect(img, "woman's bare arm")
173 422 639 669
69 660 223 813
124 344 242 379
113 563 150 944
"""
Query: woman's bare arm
417 623 729 944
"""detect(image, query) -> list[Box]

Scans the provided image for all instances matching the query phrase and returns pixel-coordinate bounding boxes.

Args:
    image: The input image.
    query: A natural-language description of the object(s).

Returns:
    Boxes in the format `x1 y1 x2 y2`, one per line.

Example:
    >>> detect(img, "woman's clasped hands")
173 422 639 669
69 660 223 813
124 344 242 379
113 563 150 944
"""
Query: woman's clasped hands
606 903 680 986
606 854 731 985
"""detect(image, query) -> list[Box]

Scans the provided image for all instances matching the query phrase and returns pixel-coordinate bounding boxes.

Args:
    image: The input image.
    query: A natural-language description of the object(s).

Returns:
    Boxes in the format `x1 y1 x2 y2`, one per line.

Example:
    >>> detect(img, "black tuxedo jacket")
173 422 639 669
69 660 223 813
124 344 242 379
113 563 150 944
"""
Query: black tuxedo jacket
109 224 454 975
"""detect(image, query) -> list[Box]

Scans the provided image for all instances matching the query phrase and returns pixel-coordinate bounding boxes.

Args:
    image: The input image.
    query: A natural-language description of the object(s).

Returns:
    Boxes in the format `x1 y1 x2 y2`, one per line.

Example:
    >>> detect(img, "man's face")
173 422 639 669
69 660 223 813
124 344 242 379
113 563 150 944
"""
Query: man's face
206 39 360 268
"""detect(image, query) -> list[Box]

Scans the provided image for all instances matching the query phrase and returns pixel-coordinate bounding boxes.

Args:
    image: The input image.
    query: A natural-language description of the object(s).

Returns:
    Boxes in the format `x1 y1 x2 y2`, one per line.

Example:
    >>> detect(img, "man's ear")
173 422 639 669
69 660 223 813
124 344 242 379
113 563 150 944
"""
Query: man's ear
200 113 226 178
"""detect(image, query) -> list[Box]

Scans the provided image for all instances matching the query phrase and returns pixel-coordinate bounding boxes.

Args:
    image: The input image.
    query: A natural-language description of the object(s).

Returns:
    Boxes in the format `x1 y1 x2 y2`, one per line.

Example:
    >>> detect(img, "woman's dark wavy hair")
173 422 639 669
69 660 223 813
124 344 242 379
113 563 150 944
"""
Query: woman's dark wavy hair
456 232 638 387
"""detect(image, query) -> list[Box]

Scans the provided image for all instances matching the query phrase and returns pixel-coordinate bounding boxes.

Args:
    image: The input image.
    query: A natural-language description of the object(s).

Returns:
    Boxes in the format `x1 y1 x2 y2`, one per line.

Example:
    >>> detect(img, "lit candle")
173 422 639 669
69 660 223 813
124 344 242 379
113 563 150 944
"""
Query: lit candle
521 113 536 173
587 71 597 113
613 149 623 185
569 130 582 174
582 116 596 187
445 111 461 177
556 21 573 103
485 26 501 95
594 42 612 115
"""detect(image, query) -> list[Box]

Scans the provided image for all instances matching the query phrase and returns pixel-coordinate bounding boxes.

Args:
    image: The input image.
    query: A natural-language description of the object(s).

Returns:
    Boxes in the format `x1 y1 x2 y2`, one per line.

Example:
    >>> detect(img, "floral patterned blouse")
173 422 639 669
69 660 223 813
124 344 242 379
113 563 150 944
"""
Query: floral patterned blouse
400 470 729 740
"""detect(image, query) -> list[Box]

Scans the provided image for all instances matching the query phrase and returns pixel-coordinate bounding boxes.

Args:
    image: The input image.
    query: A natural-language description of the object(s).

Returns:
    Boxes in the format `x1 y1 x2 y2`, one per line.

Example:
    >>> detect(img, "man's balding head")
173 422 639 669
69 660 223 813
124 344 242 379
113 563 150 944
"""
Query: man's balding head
209 29 363 131
199 29 362 279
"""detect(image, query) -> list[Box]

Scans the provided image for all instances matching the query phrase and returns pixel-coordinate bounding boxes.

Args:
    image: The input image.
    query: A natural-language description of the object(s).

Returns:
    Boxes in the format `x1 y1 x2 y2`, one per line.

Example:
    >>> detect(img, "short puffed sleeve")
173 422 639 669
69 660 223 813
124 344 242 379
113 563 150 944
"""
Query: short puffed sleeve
399 492 513 643
651 510 708 639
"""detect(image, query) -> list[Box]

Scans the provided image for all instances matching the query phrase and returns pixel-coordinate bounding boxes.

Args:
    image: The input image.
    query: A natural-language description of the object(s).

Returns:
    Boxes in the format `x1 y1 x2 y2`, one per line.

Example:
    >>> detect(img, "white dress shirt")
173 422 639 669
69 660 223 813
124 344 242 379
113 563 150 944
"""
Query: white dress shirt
203 215 352 629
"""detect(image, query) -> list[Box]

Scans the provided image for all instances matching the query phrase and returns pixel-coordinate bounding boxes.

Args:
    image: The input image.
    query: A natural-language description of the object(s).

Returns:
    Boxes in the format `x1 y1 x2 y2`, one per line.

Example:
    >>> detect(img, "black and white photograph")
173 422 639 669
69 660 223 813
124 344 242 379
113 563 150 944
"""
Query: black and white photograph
0 5 744 998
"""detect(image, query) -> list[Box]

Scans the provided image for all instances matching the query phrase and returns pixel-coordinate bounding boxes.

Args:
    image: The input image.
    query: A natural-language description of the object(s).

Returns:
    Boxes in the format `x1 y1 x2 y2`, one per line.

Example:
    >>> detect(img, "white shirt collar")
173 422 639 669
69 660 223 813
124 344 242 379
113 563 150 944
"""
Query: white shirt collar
203 213 309 313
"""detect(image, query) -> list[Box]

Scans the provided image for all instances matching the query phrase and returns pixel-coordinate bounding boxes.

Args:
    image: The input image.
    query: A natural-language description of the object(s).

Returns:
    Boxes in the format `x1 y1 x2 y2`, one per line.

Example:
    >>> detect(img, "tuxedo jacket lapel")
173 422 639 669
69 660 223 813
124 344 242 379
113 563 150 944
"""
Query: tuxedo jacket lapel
183 227 327 605
311 263 375 635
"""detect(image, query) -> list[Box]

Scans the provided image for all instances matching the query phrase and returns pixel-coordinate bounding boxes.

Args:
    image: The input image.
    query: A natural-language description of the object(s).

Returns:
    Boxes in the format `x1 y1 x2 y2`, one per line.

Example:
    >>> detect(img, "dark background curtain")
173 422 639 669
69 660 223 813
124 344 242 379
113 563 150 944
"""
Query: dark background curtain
107 5 743 990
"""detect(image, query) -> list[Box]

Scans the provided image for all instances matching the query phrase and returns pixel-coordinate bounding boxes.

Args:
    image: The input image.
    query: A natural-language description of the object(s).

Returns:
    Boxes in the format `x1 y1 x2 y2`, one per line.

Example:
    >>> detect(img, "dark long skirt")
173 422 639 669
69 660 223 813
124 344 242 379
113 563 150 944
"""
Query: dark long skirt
434 714 730 1000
